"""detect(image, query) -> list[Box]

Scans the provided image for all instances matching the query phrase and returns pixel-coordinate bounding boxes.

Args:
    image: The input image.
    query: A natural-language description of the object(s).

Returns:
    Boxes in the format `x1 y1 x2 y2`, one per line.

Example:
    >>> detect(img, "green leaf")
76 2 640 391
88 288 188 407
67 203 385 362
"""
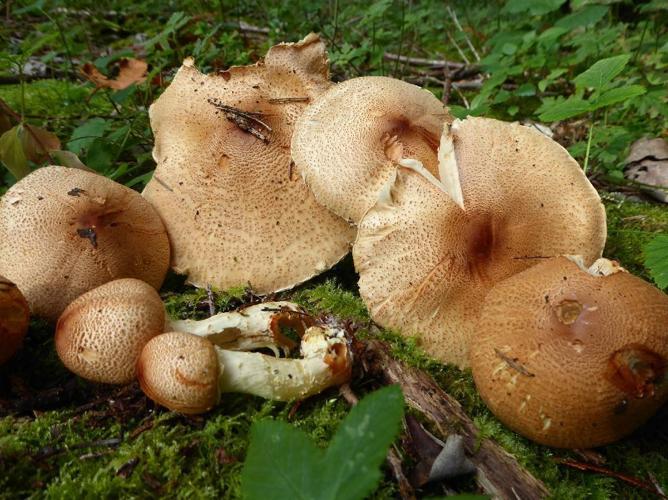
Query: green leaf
0 125 30 180
503 0 567 16
573 54 631 91
241 386 404 500
645 234 668 289
67 118 110 155
538 97 592 121
555 5 608 29
589 85 646 110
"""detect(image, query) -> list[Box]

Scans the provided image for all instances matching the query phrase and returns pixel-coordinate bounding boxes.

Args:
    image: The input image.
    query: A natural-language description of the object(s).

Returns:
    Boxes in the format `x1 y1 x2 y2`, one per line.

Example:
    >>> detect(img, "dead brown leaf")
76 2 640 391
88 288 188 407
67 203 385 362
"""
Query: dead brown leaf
81 58 148 90
21 124 61 163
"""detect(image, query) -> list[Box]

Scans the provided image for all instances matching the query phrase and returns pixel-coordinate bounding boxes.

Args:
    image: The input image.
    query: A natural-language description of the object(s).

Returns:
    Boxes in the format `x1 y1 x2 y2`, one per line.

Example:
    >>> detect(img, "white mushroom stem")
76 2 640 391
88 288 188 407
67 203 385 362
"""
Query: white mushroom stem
167 301 311 356
216 325 351 401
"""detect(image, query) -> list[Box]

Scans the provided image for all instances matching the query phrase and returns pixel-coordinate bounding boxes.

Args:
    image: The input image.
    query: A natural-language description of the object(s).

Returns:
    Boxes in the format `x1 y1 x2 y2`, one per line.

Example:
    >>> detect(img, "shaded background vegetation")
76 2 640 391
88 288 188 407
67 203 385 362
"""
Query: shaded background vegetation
0 0 667 498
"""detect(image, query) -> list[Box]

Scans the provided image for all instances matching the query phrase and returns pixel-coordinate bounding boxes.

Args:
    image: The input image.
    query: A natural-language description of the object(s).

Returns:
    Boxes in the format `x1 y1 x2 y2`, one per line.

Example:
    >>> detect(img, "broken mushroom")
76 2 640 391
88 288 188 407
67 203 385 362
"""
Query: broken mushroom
55 279 166 384
354 117 606 367
0 166 170 321
470 256 668 448
292 76 450 223
142 34 354 294
137 326 352 414
0 275 30 364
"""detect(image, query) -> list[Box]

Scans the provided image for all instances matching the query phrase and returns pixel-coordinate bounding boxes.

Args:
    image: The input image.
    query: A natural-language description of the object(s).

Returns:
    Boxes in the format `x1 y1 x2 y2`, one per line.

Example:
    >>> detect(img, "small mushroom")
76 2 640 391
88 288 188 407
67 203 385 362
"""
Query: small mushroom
292 76 450 223
55 279 165 384
470 256 668 448
0 275 30 364
143 34 354 294
137 326 352 414
353 117 607 367
0 166 170 321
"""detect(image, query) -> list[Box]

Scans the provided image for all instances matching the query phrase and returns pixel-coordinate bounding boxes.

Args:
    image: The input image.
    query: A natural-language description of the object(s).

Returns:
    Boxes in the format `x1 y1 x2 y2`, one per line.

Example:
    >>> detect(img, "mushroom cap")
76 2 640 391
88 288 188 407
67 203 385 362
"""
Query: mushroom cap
142 34 354 294
137 331 220 414
55 278 165 384
0 166 170 321
354 117 606 367
0 275 30 365
470 257 668 448
291 76 450 223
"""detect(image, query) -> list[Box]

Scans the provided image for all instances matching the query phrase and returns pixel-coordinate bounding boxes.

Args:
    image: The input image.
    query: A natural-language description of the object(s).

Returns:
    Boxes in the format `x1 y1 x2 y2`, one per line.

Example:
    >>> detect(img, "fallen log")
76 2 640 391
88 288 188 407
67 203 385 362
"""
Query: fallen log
364 340 550 500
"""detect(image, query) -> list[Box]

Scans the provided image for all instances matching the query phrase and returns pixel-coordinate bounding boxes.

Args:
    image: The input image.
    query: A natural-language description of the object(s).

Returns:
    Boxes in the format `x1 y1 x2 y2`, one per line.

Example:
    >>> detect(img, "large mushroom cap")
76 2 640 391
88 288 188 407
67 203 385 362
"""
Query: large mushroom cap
137 331 220 414
143 34 354 294
470 257 668 448
291 76 450 223
55 278 165 384
0 275 29 364
0 166 170 321
354 117 606 367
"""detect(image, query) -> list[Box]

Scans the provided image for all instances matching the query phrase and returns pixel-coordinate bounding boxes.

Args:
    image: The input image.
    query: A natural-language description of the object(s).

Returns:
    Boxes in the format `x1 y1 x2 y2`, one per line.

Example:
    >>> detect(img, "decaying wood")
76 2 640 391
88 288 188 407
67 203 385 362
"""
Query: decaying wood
364 340 550 500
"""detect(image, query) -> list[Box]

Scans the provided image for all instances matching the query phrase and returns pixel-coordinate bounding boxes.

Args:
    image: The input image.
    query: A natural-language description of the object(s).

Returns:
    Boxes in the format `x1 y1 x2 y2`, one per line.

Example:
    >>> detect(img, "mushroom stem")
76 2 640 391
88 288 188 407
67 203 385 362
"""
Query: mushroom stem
166 301 312 356
215 325 352 401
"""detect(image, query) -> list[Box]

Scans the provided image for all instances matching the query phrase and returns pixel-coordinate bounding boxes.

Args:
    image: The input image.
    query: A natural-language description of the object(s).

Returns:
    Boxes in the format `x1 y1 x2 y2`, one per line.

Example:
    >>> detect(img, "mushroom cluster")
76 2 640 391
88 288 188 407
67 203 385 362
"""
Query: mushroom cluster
2 34 666 449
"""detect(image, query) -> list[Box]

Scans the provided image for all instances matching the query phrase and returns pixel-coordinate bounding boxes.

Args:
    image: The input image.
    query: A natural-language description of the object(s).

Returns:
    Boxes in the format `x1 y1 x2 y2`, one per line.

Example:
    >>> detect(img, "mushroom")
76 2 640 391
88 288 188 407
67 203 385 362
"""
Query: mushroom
353 117 607 367
55 279 165 384
291 76 450 223
469 256 668 448
137 326 352 414
56 276 316 384
142 34 354 294
0 166 170 321
0 275 30 364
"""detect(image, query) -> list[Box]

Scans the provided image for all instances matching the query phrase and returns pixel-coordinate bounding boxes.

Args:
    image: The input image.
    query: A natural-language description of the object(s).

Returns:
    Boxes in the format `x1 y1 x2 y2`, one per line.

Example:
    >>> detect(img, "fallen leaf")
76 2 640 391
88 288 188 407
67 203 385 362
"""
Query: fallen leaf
0 126 30 180
21 124 61 163
81 58 148 90
625 137 668 203
49 150 94 172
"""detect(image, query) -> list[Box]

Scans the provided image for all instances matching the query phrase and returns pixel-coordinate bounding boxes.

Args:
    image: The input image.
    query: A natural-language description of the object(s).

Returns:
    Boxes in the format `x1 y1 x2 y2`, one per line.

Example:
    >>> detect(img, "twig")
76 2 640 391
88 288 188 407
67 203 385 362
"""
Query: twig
383 52 467 70
208 98 272 143
268 97 310 104
446 31 470 66
364 340 550 499
556 459 667 498
446 6 480 62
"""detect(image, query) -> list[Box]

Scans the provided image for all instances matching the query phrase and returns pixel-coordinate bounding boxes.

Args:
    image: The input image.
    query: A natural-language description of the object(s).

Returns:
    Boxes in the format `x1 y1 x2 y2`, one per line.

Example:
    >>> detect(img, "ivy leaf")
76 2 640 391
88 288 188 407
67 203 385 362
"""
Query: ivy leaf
538 97 592 121
573 54 630 91
645 234 668 290
590 85 646 110
241 385 404 500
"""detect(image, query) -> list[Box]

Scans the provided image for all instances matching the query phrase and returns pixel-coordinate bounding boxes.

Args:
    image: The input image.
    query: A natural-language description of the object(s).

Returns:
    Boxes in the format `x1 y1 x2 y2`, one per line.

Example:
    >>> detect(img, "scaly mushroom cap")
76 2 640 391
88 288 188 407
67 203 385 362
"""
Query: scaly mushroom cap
470 257 668 448
143 34 354 293
55 278 165 384
137 331 220 414
354 117 606 367
292 76 450 223
0 166 170 321
0 275 29 364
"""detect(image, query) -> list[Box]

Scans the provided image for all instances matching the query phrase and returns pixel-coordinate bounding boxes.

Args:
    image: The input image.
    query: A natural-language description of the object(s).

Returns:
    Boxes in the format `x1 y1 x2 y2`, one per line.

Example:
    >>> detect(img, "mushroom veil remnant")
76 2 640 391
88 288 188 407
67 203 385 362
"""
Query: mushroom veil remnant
292 76 450 223
0 166 170 321
470 256 668 448
354 117 607 367
143 34 354 294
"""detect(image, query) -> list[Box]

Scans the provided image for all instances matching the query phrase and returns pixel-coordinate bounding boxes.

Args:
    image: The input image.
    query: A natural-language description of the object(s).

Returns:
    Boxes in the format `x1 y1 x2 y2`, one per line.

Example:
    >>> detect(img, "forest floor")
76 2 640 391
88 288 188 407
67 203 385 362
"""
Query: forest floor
1 1 667 498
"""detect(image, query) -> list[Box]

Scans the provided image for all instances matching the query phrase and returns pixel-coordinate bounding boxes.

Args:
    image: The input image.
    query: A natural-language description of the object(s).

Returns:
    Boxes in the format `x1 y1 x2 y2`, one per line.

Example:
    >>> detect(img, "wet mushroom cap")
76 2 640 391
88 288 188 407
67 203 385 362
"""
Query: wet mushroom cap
0 166 170 321
0 275 30 365
291 76 450 223
142 34 354 294
55 278 166 384
354 117 606 367
137 331 220 414
470 256 668 448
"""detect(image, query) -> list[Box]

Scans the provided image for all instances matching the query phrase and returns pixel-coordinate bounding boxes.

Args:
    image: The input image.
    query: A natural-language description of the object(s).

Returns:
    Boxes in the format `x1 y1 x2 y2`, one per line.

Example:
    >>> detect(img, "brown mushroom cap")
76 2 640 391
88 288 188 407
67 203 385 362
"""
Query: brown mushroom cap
470 256 668 448
142 34 354 294
137 331 219 414
354 117 606 367
291 76 450 223
0 275 29 364
0 166 170 321
55 278 165 384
